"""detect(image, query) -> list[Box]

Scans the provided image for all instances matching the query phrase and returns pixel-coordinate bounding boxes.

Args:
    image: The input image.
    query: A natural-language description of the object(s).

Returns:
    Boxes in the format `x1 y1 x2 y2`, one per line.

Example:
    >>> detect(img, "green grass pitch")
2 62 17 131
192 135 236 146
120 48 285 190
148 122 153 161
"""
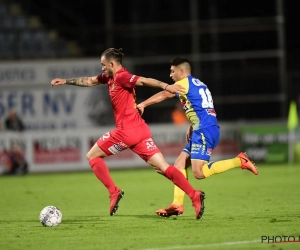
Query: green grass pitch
1 164 300 250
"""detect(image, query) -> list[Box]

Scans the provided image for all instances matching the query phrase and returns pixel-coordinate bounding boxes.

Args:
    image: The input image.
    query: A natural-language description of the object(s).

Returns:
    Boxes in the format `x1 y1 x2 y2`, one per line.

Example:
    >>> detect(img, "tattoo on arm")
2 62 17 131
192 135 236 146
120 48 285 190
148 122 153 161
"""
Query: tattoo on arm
66 77 89 87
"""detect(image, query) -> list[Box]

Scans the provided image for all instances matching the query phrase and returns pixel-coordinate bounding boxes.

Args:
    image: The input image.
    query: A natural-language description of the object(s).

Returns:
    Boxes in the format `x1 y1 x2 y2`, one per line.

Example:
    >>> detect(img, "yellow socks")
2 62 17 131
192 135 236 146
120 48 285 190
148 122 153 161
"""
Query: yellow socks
202 158 241 178
172 169 187 206
170 157 241 205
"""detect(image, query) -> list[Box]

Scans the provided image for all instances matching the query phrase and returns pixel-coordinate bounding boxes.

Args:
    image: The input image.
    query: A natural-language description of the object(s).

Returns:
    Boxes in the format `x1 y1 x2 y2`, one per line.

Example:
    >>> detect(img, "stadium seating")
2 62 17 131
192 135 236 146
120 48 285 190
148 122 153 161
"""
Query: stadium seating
0 2 77 59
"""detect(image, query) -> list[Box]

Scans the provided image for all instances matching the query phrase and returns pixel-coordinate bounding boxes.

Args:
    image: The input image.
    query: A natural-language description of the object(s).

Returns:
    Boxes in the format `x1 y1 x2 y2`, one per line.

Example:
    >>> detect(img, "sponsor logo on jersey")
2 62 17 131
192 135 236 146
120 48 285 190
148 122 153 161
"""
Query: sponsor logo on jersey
130 75 136 82
108 146 119 155
145 138 157 151
108 142 128 155
191 144 204 155
206 109 217 116
206 148 213 156
113 144 122 151
181 100 189 112
114 142 128 151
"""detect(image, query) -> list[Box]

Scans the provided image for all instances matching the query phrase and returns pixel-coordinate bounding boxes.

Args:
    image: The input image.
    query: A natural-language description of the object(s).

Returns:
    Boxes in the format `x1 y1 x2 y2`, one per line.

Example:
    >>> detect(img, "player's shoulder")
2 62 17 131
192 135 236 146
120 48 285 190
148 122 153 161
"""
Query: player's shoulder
115 68 140 85
175 77 189 85
115 68 127 77
188 76 207 87
115 68 135 79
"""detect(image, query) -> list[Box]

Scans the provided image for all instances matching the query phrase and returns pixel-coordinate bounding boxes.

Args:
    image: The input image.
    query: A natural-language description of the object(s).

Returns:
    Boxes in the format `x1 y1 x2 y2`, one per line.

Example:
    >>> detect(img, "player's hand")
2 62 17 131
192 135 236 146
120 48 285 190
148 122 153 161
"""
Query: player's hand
165 84 185 95
51 78 66 87
136 104 145 115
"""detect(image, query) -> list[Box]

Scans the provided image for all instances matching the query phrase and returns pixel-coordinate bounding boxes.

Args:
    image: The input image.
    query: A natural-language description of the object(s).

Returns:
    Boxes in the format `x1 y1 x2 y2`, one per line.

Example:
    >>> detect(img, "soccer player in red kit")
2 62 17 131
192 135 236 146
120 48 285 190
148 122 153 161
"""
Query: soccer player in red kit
51 48 205 220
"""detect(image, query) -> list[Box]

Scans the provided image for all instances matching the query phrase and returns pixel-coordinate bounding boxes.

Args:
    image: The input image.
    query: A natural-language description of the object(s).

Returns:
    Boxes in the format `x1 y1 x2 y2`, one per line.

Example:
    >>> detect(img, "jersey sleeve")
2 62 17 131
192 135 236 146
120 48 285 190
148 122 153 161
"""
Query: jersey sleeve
174 78 189 97
96 73 109 84
116 71 140 89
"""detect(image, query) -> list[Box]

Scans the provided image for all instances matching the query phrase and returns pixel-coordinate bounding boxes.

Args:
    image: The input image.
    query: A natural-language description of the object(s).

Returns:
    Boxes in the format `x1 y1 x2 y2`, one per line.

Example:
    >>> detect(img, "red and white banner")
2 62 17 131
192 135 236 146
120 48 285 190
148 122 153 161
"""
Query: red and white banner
0 124 239 174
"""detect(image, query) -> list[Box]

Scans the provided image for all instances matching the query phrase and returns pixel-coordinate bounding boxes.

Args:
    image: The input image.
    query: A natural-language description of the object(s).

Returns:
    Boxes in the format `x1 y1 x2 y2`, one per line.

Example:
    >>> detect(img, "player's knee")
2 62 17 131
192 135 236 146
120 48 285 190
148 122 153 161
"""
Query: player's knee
86 151 93 161
86 148 106 161
192 169 205 179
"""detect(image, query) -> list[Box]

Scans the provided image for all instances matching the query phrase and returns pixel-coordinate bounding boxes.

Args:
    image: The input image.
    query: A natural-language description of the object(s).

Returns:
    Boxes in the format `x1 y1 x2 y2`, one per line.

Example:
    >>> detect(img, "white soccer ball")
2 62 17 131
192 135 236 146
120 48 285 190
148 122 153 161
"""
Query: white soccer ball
39 206 62 227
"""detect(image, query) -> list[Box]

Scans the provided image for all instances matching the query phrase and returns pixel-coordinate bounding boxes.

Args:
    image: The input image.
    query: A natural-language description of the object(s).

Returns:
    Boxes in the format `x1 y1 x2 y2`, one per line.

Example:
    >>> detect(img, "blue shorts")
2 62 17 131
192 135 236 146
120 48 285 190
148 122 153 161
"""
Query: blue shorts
183 126 220 161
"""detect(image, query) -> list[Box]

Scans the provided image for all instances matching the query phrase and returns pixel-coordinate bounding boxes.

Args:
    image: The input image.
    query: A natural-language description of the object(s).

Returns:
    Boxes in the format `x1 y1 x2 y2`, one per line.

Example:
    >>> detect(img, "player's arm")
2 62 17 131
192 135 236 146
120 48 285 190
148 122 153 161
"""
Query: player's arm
51 76 101 87
135 77 185 95
137 90 175 115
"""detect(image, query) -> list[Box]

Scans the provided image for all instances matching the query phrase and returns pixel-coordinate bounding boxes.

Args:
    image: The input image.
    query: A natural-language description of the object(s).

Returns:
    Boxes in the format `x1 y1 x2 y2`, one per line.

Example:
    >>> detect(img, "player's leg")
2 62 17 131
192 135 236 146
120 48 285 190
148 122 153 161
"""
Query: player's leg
87 130 125 216
128 123 203 219
155 151 190 217
146 152 205 220
190 126 226 179
128 123 191 193
173 152 190 205
200 154 258 177
156 127 213 217
196 127 258 178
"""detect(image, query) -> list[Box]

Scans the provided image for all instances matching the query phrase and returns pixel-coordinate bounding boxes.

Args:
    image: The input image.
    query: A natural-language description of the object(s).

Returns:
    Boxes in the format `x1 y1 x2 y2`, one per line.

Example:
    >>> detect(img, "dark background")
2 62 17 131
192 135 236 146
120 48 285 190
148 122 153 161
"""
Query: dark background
1 0 299 123
13 0 299 57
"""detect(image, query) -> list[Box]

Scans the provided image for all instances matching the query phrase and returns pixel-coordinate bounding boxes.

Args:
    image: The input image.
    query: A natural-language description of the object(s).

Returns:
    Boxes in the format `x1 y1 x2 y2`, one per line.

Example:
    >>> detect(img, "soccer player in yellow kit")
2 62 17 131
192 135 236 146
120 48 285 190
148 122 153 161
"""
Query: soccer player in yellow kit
137 57 258 217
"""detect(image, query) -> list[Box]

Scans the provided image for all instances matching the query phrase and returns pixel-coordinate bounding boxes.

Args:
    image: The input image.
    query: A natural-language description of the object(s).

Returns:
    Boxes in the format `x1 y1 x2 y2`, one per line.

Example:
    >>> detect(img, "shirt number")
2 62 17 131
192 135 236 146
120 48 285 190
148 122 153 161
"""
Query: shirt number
199 88 214 108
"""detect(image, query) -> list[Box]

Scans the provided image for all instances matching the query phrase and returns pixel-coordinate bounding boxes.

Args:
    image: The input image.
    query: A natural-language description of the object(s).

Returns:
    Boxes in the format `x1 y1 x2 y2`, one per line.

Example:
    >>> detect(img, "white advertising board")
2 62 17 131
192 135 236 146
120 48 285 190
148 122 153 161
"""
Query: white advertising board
0 59 102 86
0 125 187 173
0 86 114 130
0 124 239 174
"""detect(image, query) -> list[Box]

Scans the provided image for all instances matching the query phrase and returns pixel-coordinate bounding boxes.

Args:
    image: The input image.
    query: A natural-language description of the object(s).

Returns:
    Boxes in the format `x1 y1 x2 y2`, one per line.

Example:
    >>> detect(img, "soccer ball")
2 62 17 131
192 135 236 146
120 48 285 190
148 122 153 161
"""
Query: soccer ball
39 206 62 227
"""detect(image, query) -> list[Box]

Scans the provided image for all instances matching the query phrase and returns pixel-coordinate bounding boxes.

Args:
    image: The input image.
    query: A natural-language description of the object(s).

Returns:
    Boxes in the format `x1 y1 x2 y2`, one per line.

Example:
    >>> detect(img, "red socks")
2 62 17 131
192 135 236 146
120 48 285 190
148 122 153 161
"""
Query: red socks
89 159 195 199
164 165 195 199
89 158 118 194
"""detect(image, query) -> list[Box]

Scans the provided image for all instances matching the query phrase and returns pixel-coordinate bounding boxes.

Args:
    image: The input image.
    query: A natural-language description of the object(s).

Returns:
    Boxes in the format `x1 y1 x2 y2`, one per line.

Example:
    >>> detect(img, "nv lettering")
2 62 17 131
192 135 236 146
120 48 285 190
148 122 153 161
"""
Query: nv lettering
43 93 75 115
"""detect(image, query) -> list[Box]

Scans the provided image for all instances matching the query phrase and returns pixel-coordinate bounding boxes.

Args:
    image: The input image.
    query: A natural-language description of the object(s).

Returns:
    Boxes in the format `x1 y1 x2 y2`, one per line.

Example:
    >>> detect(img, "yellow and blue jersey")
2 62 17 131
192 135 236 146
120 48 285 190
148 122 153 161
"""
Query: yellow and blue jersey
175 75 219 130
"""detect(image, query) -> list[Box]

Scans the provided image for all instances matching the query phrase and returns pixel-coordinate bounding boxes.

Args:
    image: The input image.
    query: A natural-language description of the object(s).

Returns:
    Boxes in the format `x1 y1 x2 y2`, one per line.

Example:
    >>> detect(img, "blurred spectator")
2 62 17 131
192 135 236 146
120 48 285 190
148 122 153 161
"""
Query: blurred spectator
5 110 25 132
4 143 28 175
171 102 189 126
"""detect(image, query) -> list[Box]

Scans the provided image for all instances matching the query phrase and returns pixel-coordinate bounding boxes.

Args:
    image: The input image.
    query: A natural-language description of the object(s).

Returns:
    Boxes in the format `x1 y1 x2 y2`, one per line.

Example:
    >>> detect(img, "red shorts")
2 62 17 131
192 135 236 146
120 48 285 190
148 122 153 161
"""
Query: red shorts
97 123 161 162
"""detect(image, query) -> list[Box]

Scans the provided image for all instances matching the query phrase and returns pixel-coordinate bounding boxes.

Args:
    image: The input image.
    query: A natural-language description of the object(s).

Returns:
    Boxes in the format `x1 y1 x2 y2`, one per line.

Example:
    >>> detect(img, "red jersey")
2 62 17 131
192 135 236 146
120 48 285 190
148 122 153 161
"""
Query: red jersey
96 68 146 129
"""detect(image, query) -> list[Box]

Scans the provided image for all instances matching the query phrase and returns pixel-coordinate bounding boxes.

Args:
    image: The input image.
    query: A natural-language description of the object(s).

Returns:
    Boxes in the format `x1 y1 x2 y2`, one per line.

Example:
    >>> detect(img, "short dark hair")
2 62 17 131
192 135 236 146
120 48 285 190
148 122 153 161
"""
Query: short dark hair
101 48 124 64
170 57 191 67
170 56 192 72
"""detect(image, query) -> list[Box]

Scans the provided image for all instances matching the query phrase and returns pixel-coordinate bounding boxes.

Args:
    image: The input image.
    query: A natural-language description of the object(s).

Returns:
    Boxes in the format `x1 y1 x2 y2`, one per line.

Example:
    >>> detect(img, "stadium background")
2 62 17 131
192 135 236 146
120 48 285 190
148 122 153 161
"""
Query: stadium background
0 0 299 173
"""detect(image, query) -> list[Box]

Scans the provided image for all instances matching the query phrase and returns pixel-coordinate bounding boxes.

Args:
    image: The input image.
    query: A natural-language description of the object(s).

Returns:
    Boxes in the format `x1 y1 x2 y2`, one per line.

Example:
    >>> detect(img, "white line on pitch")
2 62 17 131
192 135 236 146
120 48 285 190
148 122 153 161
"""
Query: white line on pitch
141 239 261 250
